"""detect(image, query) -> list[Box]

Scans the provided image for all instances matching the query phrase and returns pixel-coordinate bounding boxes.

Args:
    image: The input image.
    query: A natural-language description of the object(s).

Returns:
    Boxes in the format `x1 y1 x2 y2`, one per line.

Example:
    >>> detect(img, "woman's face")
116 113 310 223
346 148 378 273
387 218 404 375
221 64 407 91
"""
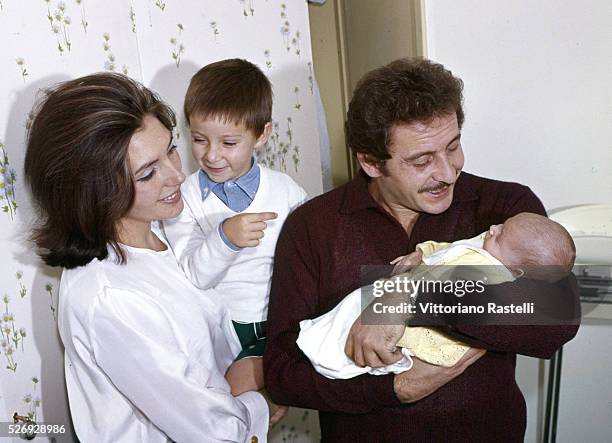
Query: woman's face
120 115 185 233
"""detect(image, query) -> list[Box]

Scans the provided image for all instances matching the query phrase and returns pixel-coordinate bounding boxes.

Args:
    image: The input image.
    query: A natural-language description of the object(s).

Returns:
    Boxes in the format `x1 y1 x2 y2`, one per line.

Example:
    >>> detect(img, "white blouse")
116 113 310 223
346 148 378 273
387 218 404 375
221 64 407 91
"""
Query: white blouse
58 238 268 442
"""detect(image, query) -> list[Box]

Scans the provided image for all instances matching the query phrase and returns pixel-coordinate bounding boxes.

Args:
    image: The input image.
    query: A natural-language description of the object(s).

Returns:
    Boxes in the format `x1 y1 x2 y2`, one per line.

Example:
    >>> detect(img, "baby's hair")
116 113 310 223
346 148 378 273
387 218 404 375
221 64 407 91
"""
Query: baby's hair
184 58 272 137
511 213 576 283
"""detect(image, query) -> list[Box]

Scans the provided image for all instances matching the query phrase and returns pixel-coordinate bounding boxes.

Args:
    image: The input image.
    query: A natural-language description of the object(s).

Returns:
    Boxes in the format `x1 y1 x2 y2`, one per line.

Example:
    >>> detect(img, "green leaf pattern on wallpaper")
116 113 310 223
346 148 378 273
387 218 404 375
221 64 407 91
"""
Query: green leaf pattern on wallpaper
170 23 185 68
154 0 166 12
0 142 17 221
75 0 88 32
239 0 254 17
210 20 219 39
257 117 299 173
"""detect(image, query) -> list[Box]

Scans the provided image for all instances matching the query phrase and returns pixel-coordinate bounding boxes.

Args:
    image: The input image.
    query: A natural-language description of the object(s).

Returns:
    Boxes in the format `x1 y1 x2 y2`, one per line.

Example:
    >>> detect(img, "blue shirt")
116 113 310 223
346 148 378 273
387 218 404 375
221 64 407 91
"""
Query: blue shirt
198 159 260 251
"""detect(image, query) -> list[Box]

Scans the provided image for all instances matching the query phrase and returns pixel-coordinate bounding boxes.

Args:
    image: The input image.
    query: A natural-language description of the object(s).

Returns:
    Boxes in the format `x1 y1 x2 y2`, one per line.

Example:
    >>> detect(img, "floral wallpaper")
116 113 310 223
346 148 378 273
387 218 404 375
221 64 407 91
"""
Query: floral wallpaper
0 1 323 441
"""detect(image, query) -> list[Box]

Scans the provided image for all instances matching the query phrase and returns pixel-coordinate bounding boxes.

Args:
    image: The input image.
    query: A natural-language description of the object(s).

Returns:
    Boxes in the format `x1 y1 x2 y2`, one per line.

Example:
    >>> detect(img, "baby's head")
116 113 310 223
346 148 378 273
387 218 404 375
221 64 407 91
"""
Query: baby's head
483 213 576 282
184 58 272 183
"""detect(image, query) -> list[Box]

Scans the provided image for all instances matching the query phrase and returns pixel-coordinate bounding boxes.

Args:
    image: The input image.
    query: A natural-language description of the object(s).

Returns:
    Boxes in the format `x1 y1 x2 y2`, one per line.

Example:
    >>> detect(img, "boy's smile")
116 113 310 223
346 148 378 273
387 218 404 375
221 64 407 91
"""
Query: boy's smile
189 116 270 183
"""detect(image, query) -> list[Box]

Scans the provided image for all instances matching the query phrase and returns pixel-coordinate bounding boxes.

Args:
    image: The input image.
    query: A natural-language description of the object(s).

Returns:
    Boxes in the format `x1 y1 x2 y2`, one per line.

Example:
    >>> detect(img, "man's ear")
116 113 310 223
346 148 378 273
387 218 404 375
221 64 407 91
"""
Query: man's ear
254 122 272 150
356 152 384 178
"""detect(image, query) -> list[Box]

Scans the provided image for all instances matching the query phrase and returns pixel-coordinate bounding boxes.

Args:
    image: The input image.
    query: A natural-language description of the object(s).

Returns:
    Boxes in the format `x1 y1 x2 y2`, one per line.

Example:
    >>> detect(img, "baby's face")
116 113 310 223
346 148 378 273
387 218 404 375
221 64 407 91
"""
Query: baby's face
483 217 528 266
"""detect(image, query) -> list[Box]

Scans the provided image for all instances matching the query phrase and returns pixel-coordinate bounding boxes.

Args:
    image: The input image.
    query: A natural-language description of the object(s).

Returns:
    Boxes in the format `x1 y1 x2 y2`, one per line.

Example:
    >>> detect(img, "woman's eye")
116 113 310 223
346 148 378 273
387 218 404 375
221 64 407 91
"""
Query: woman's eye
169 144 178 154
138 170 155 182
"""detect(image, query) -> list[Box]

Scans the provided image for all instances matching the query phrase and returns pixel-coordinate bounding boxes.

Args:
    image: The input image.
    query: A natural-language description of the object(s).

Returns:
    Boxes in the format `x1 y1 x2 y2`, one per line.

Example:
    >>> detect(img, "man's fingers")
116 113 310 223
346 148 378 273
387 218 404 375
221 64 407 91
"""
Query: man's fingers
402 251 423 267
344 336 354 360
378 347 403 366
389 256 405 265
362 350 386 368
353 346 365 367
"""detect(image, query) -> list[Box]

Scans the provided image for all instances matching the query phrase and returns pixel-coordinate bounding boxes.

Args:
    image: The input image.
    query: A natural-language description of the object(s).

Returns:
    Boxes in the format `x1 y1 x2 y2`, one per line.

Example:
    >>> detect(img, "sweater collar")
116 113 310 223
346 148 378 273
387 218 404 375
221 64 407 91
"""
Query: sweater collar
339 169 478 215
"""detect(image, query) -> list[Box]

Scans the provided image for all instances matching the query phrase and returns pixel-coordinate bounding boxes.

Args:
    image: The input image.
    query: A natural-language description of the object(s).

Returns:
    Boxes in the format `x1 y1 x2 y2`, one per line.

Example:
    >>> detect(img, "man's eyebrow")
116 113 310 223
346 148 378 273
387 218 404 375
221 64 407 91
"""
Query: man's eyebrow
402 133 461 161
134 135 174 175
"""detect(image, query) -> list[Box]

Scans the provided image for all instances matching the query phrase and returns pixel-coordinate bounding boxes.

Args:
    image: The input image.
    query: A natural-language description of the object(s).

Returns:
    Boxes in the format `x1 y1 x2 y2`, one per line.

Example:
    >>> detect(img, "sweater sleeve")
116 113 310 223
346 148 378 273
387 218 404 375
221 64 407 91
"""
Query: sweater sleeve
264 210 401 413
162 194 240 290
415 184 580 358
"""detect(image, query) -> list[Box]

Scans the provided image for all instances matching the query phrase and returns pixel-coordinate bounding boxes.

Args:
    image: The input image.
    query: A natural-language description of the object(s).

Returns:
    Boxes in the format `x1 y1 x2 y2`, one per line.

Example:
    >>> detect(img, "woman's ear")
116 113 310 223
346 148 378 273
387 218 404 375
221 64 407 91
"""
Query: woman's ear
254 122 272 149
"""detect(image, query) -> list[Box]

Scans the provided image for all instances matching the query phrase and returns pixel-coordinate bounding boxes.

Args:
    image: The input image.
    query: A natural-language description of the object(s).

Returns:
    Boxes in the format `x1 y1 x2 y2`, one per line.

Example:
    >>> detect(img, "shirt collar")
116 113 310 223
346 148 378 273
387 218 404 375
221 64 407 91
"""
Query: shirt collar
198 157 260 201
339 169 478 215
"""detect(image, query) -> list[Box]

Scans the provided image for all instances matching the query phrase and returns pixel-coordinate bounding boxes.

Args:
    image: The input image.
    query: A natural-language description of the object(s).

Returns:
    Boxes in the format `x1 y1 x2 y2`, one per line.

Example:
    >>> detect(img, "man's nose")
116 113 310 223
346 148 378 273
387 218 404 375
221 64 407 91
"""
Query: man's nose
433 154 456 184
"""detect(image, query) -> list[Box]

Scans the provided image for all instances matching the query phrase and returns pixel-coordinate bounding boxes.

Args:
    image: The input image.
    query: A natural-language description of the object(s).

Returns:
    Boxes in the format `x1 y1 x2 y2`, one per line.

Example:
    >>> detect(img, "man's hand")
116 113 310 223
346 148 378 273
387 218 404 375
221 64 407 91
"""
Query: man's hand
393 348 486 403
222 212 278 248
390 250 423 275
345 250 423 368
259 389 289 428
345 320 405 368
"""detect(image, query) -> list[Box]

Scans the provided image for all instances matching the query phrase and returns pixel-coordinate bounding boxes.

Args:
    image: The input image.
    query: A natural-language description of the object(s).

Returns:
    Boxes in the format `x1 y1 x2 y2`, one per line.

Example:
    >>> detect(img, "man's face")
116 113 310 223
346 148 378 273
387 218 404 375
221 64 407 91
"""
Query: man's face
366 113 464 215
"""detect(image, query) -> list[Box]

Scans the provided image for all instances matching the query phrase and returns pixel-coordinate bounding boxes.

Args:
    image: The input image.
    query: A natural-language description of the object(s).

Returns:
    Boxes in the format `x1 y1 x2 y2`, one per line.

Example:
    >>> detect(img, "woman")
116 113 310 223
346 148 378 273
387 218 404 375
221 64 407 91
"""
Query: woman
24 73 273 442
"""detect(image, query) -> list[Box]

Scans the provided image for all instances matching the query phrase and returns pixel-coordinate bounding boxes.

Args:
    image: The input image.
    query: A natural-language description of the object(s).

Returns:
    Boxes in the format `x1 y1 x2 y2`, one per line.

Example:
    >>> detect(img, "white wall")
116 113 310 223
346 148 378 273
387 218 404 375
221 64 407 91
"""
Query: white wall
424 0 612 209
424 1 612 441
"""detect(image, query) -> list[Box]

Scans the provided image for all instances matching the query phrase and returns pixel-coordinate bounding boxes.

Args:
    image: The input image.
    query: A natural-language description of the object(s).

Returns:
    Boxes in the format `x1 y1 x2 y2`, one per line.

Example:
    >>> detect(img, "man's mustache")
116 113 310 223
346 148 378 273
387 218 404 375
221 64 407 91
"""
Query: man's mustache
418 181 452 193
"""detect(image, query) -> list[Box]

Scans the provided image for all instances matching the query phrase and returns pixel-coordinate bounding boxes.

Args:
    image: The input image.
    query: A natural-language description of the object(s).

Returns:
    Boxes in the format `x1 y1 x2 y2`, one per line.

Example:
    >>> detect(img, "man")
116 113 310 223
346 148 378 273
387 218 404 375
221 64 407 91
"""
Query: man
264 58 579 442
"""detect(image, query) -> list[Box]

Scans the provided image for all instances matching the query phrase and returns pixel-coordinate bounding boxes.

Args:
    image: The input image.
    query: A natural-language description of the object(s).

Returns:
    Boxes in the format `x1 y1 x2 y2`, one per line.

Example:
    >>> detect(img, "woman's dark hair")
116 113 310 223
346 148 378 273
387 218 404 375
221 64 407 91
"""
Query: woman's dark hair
346 57 465 162
24 73 176 269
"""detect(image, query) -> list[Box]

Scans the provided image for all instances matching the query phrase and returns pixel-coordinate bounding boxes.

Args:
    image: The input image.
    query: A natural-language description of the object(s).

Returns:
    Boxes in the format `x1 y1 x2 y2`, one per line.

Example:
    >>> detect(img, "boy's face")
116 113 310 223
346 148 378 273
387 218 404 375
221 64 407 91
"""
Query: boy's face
189 116 270 183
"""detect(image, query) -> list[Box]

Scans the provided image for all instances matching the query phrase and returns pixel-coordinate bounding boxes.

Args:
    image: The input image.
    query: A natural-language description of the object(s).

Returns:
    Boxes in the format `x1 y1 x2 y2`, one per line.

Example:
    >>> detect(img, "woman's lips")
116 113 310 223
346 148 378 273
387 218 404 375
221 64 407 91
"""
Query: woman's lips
160 190 181 203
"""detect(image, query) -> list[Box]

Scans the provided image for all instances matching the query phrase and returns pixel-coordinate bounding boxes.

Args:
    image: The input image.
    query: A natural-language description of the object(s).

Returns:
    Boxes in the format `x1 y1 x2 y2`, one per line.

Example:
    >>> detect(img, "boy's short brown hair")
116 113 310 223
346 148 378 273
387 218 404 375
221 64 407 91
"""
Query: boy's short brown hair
184 58 272 136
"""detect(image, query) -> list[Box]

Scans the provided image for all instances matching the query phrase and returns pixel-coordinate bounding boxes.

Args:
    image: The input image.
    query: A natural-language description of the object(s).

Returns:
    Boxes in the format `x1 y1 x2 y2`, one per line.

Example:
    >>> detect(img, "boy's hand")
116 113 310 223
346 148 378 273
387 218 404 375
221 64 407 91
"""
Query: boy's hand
222 212 278 248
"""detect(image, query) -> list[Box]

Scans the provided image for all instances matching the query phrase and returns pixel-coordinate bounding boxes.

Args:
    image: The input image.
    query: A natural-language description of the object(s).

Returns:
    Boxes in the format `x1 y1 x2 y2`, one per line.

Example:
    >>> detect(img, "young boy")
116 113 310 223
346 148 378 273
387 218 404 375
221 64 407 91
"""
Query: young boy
163 59 307 398
297 213 576 378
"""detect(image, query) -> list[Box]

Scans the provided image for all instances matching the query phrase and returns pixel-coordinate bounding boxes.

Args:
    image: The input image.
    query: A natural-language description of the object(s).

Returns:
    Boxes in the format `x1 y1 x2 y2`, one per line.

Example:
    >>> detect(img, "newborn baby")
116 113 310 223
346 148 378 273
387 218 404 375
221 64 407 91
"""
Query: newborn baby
297 212 576 378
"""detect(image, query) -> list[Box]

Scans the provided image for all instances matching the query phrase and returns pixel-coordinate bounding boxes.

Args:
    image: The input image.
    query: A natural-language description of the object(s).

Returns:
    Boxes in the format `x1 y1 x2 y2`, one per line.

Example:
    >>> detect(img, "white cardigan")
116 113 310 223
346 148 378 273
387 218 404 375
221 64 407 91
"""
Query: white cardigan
163 166 307 322
59 239 268 443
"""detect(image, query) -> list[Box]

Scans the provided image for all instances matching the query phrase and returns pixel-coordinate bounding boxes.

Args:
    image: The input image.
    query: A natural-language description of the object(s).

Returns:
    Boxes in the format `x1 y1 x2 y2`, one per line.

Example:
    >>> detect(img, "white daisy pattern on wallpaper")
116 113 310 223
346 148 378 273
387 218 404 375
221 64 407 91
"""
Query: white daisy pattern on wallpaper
44 0 72 53
15 58 29 82
102 33 128 74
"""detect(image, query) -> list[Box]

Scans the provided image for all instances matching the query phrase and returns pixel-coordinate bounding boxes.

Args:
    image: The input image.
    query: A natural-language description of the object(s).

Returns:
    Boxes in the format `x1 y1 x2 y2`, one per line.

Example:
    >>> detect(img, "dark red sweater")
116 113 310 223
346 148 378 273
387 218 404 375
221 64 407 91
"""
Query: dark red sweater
264 171 579 442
